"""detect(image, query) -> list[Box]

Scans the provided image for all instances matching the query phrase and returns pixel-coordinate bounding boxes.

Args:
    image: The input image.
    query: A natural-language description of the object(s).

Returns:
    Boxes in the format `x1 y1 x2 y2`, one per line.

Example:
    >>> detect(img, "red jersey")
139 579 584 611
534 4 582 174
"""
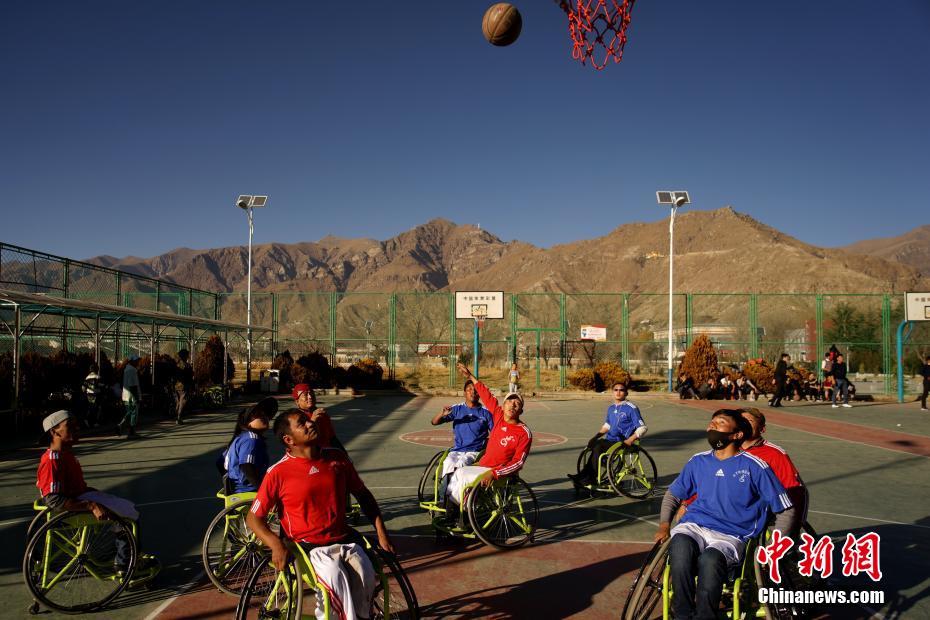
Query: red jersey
251 448 364 545
745 439 803 490
473 381 532 479
37 449 88 498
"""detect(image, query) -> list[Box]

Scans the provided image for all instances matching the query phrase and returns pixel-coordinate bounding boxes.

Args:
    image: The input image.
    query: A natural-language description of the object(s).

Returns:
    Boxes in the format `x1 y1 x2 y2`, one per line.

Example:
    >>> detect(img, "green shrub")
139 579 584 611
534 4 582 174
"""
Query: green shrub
593 361 632 392
291 352 332 388
348 358 384 389
742 358 773 392
194 335 234 387
568 368 596 391
678 334 720 385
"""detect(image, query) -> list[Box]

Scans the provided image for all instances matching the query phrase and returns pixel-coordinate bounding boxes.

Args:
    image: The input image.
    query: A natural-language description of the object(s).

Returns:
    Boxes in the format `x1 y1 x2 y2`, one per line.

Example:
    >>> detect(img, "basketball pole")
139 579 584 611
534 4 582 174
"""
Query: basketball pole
896 319 913 403
474 319 480 380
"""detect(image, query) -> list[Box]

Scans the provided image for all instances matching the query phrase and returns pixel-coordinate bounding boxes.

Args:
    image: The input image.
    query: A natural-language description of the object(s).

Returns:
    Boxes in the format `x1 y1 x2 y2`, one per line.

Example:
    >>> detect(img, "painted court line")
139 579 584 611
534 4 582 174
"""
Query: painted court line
142 569 205 620
809 509 930 530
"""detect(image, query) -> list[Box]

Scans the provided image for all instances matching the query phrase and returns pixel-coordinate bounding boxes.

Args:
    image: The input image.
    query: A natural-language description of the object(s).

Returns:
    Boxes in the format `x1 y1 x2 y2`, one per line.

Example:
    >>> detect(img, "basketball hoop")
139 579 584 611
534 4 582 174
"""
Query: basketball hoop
558 0 638 70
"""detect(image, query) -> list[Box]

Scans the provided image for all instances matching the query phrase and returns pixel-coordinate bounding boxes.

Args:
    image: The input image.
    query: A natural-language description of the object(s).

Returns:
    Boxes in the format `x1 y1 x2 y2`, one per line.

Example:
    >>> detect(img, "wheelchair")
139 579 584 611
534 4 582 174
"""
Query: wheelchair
235 531 420 619
574 440 658 499
203 477 358 597
418 448 538 549
23 499 160 615
621 520 819 620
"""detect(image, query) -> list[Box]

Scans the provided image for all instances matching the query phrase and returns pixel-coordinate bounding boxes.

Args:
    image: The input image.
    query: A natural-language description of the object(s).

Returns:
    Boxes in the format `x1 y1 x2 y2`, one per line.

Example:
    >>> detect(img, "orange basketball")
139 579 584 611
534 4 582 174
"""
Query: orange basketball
482 3 522 47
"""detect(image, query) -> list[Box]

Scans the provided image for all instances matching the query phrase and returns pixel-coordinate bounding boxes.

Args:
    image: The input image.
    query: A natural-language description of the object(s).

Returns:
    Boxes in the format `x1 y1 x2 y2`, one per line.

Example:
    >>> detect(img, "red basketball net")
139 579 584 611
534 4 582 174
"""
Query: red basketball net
559 0 638 70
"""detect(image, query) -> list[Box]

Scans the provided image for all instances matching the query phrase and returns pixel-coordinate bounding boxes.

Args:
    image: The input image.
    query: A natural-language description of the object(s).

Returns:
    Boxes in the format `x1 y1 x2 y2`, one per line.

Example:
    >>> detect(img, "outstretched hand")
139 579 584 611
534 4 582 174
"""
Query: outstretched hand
456 363 474 379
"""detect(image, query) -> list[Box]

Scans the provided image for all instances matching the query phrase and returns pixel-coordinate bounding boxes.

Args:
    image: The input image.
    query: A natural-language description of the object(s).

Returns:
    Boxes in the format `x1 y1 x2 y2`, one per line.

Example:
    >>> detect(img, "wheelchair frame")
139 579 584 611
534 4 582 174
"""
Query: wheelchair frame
235 531 420 619
418 448 538 549
575 440 658 499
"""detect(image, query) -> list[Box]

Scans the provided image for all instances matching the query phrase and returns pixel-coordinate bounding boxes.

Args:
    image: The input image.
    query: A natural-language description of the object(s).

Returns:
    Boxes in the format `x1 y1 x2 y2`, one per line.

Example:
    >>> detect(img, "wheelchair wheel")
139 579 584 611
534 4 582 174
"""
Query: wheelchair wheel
466 476 538 549
236 555 302 620
202 500 272 596
622 538 670 620
607 445 658 499
416 450 446 506
25 510 47 542
23 510 138 614
575 447 591 476
369 547 420 620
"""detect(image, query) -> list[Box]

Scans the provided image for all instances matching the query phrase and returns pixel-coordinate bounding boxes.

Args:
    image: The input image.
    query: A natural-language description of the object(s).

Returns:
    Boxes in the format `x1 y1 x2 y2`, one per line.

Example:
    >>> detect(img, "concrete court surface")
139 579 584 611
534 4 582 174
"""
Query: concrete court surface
1 390 928 619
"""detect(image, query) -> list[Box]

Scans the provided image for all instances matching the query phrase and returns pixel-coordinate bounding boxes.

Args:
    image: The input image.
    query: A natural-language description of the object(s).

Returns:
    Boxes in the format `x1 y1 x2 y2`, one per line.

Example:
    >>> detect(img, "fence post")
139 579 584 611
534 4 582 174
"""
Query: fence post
389 293 396 380
882 294 892 395
271 292 279 360
449 292 456 388
749 294 759 358
685 293 694 349
815 294 824 375
156 281 161 313
329 293 337 367
13 306 22 410
621 293 630 372
560 293 567 388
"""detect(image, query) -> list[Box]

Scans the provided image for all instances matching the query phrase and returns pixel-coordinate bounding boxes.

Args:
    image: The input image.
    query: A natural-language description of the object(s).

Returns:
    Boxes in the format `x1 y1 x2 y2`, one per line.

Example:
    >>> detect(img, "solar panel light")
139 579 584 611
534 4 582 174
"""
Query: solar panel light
656 191 691 206
236 195 269 209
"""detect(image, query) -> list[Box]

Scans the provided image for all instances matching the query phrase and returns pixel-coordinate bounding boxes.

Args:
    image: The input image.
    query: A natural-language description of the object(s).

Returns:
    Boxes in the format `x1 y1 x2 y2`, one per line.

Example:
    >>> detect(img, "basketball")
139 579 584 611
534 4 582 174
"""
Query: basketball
482 3 522 47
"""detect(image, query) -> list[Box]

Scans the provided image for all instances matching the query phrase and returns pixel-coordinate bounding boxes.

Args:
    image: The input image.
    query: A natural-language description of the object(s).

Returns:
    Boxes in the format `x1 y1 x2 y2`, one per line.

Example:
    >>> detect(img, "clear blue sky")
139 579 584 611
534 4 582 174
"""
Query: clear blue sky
3 0 929 260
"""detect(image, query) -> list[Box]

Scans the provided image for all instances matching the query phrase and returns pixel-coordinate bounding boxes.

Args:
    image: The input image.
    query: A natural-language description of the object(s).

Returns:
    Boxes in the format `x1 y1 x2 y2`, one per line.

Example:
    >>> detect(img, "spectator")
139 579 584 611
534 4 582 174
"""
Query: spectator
735 373 760 401
174 349 194 425
509 363 520 394
118 355 141 438
831 353 852 408
769 353 790 408
697 377 717 400
676 373 699 400
82 363 103 427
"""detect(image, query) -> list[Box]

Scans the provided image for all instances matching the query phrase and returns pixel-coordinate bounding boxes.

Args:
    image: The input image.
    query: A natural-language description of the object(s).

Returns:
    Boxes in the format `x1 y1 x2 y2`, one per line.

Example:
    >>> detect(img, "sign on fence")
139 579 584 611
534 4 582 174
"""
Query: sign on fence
580 324 607 341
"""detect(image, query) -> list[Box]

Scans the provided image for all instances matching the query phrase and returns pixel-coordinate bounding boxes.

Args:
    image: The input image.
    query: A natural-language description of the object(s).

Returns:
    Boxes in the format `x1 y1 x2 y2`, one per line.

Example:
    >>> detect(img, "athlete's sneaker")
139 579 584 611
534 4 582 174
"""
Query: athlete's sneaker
832 404 839 408
921 407 928 411
842 403 853 408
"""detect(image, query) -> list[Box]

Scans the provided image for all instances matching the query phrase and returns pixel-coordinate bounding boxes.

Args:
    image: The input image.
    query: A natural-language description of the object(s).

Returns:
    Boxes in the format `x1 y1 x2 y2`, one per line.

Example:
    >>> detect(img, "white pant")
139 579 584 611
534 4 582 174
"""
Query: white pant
306 542 376 620
78 490 139 521
440 450 480 479
670 521 746 567
447 465 491 506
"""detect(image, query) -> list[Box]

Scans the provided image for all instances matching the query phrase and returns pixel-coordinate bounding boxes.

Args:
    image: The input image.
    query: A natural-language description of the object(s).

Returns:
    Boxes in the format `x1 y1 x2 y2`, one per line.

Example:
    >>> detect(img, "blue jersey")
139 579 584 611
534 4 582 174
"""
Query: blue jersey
604 401 645 442
224 431 270 493
441 403 494 452
669 450 792 541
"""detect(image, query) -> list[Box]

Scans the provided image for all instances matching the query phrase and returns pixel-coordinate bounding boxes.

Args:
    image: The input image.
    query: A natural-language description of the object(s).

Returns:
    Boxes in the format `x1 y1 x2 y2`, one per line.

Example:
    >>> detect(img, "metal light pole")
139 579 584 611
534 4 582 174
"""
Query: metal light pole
237 195 269 386
656 191 691 392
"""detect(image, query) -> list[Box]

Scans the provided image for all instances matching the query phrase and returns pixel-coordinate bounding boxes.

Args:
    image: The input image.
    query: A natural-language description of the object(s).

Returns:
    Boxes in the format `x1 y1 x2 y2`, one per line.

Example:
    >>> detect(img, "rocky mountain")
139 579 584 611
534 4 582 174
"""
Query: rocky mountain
83 208 928 295
840 225 930 277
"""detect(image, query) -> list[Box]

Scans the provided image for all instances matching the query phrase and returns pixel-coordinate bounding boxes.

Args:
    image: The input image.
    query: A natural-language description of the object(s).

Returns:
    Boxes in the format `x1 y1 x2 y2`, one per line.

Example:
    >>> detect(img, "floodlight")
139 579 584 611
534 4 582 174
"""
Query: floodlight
237 195 251 210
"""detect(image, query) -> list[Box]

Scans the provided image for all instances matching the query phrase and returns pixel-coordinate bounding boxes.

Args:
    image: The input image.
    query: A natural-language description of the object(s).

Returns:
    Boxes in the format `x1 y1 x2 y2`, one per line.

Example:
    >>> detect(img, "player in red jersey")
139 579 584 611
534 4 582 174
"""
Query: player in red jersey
445 363 532 514
292 383 344 452
740 408 808 537
246 410 393 620
36 410 143 570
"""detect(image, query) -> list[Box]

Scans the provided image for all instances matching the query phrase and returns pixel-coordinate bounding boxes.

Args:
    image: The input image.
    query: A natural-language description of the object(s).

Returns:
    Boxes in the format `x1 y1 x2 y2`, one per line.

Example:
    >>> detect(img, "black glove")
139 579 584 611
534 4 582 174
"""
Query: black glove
587 435 601 450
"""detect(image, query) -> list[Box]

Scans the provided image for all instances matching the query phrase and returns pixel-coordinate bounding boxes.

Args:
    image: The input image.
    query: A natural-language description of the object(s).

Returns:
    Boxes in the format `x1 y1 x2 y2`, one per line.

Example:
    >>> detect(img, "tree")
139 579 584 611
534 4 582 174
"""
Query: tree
194 335 234 386
678 333 719 385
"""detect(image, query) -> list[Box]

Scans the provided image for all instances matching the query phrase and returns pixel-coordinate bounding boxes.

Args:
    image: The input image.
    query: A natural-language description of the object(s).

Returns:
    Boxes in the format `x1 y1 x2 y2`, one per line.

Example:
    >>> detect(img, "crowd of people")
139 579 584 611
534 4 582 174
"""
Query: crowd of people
676 347 865 409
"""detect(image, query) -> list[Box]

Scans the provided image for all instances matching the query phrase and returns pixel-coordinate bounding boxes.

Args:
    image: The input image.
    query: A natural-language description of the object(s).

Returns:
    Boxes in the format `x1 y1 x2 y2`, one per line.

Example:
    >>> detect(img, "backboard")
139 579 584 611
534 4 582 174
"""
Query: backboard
905 292 930 321
455 291 504 320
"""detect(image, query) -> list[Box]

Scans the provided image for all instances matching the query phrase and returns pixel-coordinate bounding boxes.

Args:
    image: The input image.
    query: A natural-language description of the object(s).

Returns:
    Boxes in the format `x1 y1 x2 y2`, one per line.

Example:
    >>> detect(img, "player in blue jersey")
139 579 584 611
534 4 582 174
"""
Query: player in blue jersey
655 409 792 620
431 379 494 493
221 397 277 493
570 381 646 486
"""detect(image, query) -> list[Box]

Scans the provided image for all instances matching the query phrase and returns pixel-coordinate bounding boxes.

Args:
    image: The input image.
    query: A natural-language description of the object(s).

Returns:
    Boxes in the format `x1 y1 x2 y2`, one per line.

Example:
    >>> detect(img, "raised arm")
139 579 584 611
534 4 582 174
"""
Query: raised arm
431 405 452 426
457 363 503 420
